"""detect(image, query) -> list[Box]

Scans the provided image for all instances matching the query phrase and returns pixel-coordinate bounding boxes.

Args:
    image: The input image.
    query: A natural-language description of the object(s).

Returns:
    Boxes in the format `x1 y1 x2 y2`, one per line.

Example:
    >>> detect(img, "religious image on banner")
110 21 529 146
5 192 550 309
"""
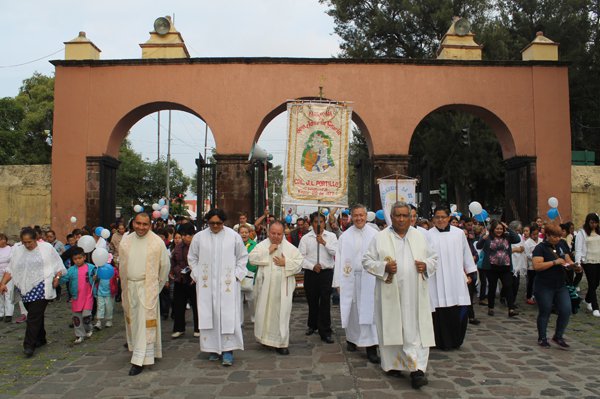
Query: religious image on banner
378 179 417 227
282 102 352 208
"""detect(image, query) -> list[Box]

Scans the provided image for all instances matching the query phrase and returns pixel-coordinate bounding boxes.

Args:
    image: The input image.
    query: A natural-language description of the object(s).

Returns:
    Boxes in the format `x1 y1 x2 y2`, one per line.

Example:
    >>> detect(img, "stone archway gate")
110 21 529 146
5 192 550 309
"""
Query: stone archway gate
50 57 571 238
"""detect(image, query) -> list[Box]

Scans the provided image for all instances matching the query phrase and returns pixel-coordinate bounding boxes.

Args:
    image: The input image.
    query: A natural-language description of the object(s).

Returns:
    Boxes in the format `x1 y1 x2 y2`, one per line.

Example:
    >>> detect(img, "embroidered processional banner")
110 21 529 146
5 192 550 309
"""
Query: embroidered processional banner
378 179 417 227
282 102 352 207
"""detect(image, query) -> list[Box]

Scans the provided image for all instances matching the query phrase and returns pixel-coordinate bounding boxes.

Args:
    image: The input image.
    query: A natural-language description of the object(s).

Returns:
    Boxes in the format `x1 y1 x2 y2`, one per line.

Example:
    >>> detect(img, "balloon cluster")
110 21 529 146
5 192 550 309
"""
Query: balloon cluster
468 201 489 223
547 197 559 220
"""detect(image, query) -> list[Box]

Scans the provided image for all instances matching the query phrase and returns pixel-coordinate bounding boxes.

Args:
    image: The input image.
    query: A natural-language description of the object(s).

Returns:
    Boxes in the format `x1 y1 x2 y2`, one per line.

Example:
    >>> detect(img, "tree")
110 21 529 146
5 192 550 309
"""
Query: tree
116 140 191 219
0 97 24 164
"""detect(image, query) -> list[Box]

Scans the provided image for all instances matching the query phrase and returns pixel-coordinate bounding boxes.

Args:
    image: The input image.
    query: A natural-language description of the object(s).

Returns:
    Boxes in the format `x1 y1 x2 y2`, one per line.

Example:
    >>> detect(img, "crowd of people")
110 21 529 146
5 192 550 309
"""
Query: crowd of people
0 206 598 389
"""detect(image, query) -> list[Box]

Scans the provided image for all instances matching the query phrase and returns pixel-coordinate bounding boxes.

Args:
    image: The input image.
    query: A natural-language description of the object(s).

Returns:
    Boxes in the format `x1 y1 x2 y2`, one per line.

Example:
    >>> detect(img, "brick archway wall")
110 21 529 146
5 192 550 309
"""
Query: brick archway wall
50 58 571 238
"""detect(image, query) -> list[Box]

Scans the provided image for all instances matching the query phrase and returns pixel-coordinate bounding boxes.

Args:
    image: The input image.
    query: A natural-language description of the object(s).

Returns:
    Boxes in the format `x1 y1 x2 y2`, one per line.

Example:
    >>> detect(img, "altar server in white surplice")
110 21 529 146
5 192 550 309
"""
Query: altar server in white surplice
249 221 303 355
333 204 380 363
188 209 248 367
363 201 437 390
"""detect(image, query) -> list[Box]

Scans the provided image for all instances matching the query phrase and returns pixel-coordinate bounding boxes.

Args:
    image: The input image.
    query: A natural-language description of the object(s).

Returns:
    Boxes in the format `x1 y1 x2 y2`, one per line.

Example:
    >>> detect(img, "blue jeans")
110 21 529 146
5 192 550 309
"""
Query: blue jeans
534 284 571 340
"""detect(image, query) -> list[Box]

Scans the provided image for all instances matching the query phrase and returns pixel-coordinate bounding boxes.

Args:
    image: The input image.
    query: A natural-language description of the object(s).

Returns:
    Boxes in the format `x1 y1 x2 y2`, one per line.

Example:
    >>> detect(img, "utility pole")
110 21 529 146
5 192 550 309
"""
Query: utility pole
166 110 172 200
157 111 161 161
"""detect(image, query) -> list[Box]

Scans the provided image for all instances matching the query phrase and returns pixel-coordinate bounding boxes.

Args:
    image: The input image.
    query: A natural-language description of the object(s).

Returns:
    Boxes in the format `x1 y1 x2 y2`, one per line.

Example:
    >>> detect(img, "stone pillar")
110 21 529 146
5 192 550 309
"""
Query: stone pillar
504 156 537 223
213 154 253 227
86 156 120 228
372 154 411 210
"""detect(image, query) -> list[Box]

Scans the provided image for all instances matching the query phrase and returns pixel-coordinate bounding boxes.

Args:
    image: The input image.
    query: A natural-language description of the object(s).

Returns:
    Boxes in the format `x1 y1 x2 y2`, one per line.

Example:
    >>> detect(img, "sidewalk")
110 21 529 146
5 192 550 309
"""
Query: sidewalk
1 295 599 398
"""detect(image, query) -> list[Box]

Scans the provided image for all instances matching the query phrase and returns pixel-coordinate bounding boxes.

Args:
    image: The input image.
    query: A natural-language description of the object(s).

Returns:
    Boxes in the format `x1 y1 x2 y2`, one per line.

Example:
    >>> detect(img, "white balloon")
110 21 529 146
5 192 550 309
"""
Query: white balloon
100 228 111 239
450 204 457 213
133 205 143 213
70 216 77 223
367 211 376 222
160 207 169 216
92 248 109 267
291 214 298 224
78 235 96 253
152 203 160 211
468 201 483 215
548 197 559 208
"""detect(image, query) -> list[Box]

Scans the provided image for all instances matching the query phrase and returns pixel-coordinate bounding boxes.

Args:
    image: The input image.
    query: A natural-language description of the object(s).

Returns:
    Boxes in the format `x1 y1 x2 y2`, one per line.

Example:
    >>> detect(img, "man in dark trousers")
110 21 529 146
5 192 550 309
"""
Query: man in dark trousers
290 217 310 247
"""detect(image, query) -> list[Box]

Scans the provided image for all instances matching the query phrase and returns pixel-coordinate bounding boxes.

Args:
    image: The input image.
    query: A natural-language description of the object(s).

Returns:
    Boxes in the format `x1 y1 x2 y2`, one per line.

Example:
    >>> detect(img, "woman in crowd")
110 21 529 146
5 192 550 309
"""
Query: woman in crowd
0 227 66 357
524 224 541 304
532 223 582 348
476 219 521 317
575 213 600 317
0 233 14 322
170 223 198 338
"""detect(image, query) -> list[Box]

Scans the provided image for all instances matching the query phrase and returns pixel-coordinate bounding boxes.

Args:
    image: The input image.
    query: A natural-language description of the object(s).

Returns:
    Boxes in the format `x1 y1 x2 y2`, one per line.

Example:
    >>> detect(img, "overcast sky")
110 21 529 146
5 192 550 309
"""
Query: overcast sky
1 1 342 197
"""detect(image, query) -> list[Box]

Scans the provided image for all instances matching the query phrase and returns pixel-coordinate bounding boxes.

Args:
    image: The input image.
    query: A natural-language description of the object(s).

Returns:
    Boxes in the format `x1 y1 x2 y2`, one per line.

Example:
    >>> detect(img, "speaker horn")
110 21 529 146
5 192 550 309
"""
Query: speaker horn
248 143 273 161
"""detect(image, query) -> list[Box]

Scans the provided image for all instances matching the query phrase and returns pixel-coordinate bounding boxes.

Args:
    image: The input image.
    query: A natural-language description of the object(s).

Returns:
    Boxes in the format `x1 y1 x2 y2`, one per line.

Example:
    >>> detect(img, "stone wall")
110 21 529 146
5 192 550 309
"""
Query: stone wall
0 165 51 242
571 166 600 228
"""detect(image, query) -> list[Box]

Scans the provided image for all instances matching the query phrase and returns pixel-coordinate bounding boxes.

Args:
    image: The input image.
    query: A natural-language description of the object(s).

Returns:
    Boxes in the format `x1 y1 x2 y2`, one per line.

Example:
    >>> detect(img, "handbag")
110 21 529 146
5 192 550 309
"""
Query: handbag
240 271 255 292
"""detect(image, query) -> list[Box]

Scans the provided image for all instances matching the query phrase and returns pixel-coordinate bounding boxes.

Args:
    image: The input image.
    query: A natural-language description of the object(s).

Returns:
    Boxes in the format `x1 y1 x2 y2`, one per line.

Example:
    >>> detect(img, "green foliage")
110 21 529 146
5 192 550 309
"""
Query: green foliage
0 97 24 164
267 164 284 218
116 140 191 219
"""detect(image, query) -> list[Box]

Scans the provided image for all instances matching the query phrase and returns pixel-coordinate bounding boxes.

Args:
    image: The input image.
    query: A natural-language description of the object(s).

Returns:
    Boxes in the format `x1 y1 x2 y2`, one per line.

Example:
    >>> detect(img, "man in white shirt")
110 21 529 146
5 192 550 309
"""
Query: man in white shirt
299 211 338 343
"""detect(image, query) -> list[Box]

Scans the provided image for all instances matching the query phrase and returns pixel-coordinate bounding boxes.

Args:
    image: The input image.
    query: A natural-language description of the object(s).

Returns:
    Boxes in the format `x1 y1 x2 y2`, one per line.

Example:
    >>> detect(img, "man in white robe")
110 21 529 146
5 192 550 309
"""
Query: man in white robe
363 201 437 389
333 204 380 363
119 213 170 376
188 209 248 367
426 206 477 350
249 221 303 355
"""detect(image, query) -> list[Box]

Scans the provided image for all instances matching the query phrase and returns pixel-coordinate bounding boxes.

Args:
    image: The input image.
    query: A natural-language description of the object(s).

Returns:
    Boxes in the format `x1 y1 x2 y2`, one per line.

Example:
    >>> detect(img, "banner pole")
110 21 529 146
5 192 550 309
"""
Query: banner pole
395 171 399 202
264 159 269 226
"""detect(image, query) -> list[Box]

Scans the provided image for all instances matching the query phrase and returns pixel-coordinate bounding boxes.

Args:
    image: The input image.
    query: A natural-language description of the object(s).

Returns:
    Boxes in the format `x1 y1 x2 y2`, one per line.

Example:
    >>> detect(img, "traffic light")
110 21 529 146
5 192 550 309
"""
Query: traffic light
439 183 448 200
461 128 470 146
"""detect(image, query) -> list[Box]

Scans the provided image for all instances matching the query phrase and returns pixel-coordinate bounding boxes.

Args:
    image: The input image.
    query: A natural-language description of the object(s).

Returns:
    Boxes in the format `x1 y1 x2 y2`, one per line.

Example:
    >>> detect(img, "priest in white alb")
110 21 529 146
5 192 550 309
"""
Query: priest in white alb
426 206 477 350
119 213 171 376
249 221 303 355
188 209 248 367
333 204 380 363
363 201 437 390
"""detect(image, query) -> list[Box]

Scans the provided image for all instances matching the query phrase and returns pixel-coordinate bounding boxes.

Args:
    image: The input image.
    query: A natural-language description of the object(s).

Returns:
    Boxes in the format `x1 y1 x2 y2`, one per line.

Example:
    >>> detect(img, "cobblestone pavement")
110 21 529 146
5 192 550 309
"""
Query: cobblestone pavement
1 284 599 398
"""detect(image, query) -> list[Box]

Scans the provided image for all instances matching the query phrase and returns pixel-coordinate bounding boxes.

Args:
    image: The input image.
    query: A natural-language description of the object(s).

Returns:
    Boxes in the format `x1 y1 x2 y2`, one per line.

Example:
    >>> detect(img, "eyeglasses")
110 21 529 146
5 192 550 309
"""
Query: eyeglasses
208 221 224 226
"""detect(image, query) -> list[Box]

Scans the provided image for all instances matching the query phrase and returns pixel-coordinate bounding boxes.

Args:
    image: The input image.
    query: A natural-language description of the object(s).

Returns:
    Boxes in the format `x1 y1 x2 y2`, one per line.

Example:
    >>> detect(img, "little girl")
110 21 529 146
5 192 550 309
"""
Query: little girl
60 247 95 343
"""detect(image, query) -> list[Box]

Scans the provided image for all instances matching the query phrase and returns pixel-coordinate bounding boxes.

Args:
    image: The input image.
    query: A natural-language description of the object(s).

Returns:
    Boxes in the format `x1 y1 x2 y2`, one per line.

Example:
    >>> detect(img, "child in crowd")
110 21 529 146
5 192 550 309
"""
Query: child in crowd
93 263 119 329
60 247 95 343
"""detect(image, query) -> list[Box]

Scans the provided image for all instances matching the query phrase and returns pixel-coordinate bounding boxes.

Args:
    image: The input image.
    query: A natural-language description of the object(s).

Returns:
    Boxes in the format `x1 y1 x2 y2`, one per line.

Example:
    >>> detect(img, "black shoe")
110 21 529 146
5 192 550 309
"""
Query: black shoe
410 370 428 389
346 341 357 352
469 318 481 325
23 348 34 358
35 339 47 348
4 316 12 323
321 335 334 344
128 365 143 376
275 348 290 355
305 327 317 336
123 342 129 349
366 346 380 364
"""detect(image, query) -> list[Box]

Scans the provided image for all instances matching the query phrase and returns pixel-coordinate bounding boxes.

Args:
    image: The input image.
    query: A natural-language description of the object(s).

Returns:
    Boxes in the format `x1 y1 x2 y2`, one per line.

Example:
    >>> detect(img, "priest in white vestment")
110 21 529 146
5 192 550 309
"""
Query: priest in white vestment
119 213 171 376
188 209 248 367
363 201 437 390
426 206 477 350
249 221 303 355
333 204 380 363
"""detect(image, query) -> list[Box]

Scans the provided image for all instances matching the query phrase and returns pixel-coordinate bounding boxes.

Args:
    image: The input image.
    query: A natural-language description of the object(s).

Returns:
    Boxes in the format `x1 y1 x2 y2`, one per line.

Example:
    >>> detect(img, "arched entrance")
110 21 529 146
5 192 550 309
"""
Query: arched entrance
51 58 571 239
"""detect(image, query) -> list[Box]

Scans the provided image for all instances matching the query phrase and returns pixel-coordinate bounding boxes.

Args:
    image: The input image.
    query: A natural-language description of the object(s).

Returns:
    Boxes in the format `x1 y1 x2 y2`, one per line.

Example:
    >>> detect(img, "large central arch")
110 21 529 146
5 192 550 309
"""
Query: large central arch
51 58 571 237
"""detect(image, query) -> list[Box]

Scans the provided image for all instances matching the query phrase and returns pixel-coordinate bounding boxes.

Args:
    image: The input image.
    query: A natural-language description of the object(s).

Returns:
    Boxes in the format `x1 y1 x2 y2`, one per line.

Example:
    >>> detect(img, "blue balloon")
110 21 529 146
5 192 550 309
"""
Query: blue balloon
97 265 115 280
375 210 385 221
322 209 329 216
547 208 559 220
342 209 350 216
285 215 292 224
94 227 103 236
474 210 489 222
158 198 166 206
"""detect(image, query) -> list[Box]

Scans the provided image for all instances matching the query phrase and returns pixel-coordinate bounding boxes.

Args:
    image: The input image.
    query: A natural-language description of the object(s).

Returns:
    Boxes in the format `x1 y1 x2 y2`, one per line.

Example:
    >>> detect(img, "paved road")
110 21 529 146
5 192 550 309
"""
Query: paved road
1 285 599 398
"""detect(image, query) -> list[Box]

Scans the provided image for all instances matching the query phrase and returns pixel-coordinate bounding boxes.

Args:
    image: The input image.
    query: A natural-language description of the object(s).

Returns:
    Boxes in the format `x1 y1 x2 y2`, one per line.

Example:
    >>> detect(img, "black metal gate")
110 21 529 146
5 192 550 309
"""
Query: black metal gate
251 160 267 221
354 157 375 210
195 154 216 229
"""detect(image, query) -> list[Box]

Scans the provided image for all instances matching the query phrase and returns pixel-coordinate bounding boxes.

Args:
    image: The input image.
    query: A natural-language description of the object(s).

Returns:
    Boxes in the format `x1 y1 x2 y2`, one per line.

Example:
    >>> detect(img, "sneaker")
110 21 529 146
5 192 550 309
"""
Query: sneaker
74 337 85 344
222 351 234 367
208 353 220 361
193 331 200 338
15 314 27 324
478 299 488 306
86 330 93 338
186 303 191 310
171 331 185 339
551 336 570 349
93 321 102 331
538 338 551 348
526 298 536 305
586 301 593 311
593 310 600 317
105 321 113 327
